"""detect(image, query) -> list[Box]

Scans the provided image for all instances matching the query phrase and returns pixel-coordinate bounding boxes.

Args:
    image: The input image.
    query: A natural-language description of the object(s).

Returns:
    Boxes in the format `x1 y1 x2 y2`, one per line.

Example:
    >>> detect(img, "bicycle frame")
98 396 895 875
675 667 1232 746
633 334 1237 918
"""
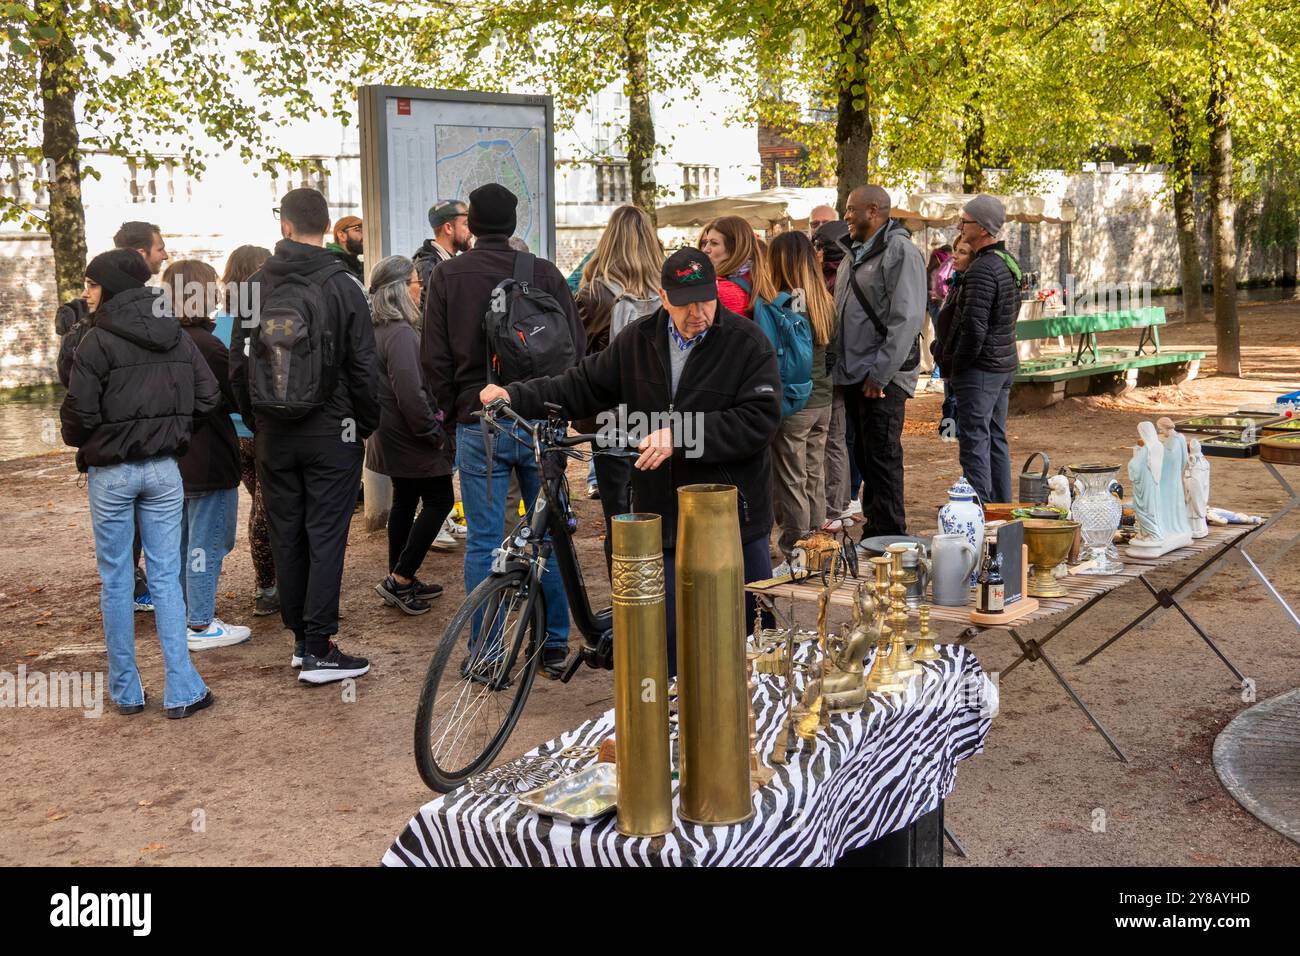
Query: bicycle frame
480 402 618 677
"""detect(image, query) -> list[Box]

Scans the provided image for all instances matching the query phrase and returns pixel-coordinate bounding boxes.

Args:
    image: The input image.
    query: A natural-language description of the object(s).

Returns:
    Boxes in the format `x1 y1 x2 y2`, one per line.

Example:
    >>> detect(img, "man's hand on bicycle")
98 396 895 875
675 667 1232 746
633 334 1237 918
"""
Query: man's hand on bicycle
635 427 674 471
479 385 511 410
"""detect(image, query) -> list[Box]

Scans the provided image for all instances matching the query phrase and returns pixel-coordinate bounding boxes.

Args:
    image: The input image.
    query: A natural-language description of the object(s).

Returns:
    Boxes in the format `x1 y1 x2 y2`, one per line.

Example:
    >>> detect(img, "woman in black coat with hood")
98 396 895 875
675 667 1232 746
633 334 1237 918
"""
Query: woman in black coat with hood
60 248 218 719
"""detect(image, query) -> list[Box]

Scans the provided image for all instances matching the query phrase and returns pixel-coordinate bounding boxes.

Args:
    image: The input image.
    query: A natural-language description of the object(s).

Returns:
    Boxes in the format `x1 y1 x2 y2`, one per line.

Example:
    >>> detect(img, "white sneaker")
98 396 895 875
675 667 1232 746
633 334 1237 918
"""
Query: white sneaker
187 618 252 650
448 515 467 537
432 521 460 551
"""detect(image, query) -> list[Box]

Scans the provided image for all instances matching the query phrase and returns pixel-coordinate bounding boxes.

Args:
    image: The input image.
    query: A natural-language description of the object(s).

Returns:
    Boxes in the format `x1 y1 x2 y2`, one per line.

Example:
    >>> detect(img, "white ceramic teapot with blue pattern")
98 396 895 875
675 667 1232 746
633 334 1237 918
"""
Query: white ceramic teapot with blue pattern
938 476 985 586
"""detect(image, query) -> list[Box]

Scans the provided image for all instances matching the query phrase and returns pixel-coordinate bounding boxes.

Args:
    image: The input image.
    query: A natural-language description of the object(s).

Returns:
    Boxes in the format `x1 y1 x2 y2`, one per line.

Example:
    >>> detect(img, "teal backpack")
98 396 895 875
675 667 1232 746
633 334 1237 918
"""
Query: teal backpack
733 276 814 418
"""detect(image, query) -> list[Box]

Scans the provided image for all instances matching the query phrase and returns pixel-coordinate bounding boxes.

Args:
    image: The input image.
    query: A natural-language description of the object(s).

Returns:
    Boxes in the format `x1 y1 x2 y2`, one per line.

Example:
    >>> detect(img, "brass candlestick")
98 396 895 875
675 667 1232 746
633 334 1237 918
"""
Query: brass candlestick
886 545 922 680
862 555 906 693
911 604 941 661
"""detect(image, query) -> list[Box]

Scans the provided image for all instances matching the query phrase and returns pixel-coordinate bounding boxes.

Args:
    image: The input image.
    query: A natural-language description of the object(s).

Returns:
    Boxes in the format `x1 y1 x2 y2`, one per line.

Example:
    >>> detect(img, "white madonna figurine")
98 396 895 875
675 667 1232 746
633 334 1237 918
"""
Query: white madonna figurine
1127 419 1194 558
1185 438 1210 538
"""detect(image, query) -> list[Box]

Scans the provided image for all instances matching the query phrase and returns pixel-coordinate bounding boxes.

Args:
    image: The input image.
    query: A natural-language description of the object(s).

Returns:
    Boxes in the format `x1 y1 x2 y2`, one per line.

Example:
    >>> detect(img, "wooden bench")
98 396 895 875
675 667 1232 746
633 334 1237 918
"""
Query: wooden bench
1012 307 1204 409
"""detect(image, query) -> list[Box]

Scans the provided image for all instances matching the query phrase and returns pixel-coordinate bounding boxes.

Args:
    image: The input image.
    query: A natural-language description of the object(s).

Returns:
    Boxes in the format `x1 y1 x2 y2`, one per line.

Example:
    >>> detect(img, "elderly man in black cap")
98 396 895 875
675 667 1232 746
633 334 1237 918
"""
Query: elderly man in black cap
421 183 585 677
479 247 781 675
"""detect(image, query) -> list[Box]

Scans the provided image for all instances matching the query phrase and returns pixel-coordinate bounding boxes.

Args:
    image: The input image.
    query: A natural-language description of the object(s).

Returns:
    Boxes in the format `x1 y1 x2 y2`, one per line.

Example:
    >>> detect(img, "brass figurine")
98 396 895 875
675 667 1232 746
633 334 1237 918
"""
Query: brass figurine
820 582 877 711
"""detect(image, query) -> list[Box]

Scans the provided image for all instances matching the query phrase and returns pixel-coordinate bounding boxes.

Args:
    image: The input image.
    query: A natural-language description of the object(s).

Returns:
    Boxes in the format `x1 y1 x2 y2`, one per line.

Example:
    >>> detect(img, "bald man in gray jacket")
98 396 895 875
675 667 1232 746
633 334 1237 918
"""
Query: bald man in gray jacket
833 184 927 536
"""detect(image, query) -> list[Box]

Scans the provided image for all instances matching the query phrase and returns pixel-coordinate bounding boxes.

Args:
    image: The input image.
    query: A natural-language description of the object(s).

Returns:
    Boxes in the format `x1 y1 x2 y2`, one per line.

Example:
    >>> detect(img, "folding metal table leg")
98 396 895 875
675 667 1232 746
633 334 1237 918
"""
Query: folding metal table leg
1077 530 1256 666
1135 577 1247 682
1007 627 1129 762
943 825 968 859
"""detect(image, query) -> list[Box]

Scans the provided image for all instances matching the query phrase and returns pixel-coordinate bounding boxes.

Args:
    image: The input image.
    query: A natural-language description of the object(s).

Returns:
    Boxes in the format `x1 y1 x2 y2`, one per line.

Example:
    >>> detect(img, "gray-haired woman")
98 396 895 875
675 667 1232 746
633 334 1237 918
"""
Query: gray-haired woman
364 255 453 615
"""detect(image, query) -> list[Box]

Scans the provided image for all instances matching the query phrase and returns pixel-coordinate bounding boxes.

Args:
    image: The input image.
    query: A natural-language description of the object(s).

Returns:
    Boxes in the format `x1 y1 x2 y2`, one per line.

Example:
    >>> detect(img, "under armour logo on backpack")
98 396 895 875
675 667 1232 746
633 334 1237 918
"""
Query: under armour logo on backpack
264 317 294 335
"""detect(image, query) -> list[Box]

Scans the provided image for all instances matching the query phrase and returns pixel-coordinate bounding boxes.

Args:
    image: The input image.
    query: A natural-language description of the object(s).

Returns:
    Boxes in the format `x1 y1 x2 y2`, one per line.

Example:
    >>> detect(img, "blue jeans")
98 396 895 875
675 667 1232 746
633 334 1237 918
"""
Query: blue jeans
954 368 1015 505
180 487 239 630
456 421 569 648
86 457 209 710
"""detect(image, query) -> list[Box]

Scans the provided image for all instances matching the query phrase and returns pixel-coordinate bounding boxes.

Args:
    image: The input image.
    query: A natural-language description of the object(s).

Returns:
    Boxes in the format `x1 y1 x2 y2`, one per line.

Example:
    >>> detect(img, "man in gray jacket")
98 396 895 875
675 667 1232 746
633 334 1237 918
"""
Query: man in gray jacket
833 184 927 536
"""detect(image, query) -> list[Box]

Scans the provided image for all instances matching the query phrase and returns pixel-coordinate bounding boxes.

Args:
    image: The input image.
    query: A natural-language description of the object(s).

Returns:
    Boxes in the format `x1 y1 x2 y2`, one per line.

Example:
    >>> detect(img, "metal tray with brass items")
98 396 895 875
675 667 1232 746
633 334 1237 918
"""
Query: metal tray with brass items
1260 433 1300 466
1197 435 1262 459
1261 417 1300 438
1173 413 1285 436
516 762 618 824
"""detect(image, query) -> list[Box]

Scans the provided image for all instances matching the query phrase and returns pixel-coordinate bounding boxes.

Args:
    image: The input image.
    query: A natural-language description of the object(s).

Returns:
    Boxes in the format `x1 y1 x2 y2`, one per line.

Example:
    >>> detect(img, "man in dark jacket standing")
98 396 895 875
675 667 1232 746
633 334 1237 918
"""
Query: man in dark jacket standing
479 247 781 675
944 194 1021 505
61 248 218 718
412 199 469 313
422 183 586 677
833 185 927 537
230 188 381 685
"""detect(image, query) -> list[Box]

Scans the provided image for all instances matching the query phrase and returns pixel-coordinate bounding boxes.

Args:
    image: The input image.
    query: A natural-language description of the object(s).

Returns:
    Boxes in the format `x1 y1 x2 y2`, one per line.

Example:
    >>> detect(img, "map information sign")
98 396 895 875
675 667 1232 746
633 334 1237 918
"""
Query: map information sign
360 88 555 265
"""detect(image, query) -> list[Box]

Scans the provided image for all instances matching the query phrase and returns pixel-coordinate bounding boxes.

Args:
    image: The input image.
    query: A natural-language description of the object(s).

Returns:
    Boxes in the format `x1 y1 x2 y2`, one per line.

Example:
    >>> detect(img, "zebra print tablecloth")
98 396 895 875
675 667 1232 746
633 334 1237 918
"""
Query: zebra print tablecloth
383 643 995 867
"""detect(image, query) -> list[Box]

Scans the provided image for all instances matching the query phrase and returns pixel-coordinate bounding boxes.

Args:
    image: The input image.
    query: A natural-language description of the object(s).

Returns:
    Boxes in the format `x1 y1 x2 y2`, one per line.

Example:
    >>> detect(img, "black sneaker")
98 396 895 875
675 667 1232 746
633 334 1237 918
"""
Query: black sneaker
375 576 431 616
291 639 305 669
165 690 214 720
409 577 444 601
541 646 569 680
117 693 146 716
298 642 370 685
460 650 509 689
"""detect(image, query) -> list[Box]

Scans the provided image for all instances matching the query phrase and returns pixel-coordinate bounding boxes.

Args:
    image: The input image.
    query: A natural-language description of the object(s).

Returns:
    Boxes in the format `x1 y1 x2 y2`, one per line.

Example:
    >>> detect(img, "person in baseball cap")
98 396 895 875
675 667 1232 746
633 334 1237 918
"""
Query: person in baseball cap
326 214 364 280
413 199 470 309
478 238 781 676
659 246 717 306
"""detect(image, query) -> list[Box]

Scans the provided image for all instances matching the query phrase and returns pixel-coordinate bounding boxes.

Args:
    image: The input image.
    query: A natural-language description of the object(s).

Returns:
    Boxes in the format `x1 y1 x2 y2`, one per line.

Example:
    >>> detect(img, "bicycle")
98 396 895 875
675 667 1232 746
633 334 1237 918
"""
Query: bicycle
413 399 635 793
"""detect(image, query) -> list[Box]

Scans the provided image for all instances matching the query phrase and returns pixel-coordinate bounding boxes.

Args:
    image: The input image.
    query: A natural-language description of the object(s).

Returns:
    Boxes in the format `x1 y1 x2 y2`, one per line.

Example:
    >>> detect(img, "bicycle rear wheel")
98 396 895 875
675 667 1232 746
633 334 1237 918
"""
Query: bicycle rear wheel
414 568 546 792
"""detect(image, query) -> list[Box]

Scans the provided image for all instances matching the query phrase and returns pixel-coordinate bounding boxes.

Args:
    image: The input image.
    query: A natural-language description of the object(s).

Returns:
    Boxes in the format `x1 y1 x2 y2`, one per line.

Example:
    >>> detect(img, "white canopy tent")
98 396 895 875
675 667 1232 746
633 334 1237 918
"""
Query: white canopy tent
894 192 1077 227
654 187 838 231
653 186 1075 233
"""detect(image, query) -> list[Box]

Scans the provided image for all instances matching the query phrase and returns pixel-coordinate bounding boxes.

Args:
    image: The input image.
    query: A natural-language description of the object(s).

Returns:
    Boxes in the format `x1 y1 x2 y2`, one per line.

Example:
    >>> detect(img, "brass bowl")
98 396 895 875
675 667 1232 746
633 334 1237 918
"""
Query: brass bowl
1022 518 1081 598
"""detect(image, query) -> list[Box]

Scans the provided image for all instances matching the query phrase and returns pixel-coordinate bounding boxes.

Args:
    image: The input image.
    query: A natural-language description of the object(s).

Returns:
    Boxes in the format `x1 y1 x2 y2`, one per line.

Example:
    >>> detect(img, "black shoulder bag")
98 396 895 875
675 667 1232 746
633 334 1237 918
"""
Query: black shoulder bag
846 245 921 374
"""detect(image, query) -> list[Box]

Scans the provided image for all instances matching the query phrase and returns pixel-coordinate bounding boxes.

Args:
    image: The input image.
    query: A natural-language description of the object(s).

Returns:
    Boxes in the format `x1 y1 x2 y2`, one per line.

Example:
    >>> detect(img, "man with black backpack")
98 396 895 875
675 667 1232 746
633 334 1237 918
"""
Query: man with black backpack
833 184 927 537
230 187 380 685
421 183 585 679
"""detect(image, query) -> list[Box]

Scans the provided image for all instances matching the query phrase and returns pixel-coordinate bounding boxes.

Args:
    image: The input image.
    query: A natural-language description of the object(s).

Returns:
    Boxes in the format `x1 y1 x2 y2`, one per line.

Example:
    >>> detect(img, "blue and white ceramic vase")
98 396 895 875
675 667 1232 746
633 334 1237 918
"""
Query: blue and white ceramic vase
938 476 985 586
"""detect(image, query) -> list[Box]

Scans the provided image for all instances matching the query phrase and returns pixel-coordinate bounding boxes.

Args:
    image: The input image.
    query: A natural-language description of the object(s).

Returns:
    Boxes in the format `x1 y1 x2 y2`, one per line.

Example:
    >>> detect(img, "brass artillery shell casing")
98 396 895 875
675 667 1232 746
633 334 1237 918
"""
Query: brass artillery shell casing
611 514 673 837
675 484 754 826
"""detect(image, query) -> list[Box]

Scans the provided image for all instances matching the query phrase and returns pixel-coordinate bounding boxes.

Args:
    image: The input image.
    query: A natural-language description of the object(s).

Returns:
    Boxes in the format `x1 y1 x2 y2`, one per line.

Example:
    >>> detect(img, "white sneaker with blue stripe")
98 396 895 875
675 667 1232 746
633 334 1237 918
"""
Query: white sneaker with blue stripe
187 619 252 650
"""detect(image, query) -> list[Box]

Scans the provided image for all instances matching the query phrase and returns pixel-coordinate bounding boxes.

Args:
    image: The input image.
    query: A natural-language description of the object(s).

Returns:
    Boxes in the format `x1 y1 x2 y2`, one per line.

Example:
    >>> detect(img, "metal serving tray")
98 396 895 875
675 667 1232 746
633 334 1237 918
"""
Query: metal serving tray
1174 413 1286 436
516 762 617 824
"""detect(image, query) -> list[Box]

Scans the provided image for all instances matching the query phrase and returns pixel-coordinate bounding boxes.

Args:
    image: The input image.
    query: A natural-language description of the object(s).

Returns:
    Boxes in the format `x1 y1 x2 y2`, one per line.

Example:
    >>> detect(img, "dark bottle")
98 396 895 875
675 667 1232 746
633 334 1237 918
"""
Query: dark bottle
976 545 1006 614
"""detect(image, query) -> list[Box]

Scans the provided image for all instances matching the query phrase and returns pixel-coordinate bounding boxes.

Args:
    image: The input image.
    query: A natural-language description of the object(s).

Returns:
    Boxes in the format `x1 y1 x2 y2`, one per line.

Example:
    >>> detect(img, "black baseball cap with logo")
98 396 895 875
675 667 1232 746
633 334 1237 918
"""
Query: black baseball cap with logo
660 247 717 306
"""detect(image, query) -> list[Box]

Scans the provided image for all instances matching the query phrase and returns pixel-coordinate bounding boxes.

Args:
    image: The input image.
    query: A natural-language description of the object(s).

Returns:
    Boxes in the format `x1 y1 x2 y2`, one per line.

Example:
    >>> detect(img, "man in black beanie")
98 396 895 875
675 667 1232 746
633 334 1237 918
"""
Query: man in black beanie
421 183 585 678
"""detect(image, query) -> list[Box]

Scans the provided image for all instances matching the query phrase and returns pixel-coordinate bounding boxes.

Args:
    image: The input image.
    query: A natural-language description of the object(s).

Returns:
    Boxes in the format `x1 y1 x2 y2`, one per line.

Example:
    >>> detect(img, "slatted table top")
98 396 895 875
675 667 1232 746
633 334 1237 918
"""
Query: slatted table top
746 524 1256 632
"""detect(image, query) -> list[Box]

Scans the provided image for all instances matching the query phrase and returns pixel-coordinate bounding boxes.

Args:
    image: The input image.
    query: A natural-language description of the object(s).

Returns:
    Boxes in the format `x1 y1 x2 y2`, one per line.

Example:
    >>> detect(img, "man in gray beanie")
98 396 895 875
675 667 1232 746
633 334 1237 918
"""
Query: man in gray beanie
937 193 1023 505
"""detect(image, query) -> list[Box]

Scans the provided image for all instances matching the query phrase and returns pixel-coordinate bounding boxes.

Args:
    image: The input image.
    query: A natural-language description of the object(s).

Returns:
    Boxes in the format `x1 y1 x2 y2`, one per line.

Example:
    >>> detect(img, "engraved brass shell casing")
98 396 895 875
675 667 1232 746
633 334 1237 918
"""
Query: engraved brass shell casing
611 513 673 837
675 484 754 826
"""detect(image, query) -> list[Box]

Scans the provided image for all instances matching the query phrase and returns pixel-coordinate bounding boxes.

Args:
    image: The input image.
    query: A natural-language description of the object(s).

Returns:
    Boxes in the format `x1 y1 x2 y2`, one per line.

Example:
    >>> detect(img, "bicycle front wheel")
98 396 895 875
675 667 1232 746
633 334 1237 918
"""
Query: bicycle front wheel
414 568 546 792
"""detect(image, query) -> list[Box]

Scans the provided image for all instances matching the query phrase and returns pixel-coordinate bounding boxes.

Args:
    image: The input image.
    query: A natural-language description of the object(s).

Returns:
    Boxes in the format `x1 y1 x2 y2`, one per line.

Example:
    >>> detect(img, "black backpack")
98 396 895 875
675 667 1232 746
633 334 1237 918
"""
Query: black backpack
483 252 577 385
248 261 345 419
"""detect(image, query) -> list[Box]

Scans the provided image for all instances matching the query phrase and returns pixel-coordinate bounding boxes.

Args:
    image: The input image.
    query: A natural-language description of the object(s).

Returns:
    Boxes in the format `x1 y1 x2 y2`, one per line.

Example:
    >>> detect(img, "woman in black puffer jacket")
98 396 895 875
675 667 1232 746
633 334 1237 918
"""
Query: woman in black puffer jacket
61 248 219 719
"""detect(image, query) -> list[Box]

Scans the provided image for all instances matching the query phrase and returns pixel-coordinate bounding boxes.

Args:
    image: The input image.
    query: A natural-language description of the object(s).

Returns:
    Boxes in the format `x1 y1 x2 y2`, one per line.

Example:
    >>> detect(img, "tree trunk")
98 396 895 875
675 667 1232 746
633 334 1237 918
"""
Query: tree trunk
960 102 985 194
38 2 87 304
1163 91 1205 323
833 0 879 214
1206 0 1240 376
623 20 656 226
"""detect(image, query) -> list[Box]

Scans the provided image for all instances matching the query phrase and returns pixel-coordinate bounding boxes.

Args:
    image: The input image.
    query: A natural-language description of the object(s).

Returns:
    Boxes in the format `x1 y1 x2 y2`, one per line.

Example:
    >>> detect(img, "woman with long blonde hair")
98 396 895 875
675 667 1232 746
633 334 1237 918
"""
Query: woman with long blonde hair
577 204 665 573
766 231 842 567
697 215 775 316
